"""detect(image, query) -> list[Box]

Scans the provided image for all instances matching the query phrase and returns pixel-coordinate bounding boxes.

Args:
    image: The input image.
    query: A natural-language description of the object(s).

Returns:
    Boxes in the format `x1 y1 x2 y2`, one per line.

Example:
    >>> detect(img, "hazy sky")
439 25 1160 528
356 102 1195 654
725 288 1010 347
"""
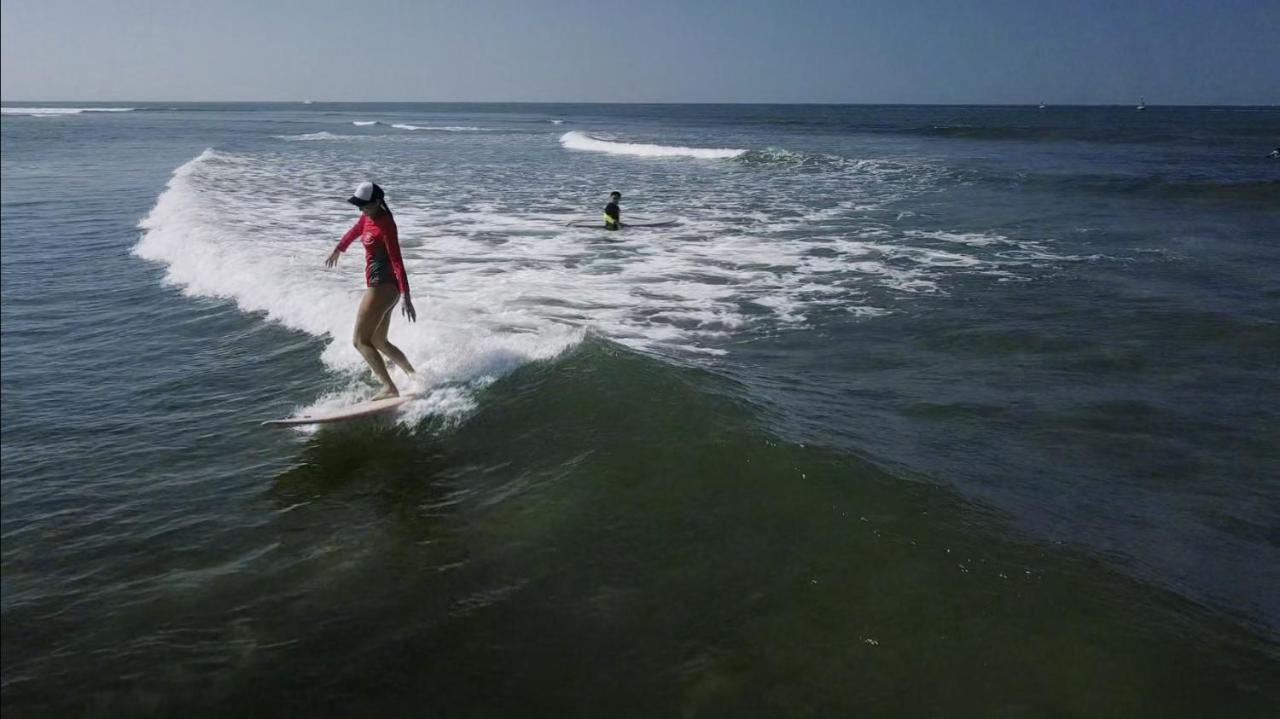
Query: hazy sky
2 0 1276 104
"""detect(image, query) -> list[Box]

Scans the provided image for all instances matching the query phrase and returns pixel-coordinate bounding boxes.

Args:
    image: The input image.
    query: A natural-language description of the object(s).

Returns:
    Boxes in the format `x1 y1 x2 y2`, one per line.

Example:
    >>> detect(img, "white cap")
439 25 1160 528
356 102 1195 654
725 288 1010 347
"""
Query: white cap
347 181 383 206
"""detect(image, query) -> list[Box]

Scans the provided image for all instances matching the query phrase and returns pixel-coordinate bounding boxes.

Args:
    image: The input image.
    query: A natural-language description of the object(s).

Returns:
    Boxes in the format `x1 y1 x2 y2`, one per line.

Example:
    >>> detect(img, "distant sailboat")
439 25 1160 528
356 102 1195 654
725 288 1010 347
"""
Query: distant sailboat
1136 97 1146 111
1038 101 1046 110
302 100 314 105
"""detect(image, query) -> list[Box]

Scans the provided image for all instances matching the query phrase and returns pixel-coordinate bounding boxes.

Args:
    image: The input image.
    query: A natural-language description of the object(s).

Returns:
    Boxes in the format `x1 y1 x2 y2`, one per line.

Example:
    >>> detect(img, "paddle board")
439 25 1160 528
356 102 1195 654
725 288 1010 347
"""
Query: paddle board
262 394 418 428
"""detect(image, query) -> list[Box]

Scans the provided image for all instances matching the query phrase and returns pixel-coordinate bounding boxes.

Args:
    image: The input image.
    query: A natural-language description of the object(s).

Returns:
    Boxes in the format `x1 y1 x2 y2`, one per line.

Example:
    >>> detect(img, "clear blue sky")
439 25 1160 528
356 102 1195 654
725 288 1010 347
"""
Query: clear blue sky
2 0 1276 104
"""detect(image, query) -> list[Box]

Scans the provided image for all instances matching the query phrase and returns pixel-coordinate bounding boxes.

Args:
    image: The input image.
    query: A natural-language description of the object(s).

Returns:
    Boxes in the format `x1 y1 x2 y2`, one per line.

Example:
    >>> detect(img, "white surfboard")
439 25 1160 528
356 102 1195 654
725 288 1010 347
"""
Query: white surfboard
262 394 418 428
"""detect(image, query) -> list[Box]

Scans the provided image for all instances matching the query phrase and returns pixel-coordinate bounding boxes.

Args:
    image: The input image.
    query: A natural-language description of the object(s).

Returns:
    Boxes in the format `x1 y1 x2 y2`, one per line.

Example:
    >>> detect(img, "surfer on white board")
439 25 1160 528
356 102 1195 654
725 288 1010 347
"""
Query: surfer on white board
325 182 417 399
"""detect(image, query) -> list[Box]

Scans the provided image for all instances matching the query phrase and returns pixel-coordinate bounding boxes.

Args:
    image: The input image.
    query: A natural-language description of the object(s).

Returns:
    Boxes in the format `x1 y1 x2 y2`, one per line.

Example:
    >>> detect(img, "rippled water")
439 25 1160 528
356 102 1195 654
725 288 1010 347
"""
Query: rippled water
2 103 1278 715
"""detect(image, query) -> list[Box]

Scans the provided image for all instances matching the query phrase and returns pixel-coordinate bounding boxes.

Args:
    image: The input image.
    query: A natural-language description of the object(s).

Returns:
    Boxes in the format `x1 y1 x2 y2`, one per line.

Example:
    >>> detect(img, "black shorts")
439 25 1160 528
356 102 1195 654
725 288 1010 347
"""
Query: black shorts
366 247 397 289
368 258 395 287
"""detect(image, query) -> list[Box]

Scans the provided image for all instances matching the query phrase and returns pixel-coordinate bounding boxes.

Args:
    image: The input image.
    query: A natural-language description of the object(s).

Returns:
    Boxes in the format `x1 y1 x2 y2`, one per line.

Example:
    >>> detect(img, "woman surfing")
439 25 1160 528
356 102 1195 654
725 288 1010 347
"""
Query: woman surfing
325 182 417 399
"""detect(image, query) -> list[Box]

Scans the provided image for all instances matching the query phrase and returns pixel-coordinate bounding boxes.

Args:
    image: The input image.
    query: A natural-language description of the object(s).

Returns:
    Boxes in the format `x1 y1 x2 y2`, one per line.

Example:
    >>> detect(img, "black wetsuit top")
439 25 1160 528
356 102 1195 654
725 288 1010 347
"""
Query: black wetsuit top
604 202 620 230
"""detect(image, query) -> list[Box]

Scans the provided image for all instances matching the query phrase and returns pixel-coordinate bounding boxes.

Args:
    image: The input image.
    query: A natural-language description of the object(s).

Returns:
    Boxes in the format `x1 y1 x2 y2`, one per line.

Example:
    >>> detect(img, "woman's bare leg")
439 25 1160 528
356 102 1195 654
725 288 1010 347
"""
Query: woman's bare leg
353 285 402 398
372 298 416 377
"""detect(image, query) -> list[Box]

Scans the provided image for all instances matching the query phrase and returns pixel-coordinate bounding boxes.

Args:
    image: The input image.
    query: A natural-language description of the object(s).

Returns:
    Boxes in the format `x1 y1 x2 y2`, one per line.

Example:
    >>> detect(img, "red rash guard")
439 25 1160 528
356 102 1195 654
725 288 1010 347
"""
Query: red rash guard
335 213 410 294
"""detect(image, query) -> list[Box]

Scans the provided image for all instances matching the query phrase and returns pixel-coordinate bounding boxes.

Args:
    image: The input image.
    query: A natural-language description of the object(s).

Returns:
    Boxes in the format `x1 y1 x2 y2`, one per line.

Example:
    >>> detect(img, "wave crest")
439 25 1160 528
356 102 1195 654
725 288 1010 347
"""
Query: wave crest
278 131 348 141
392 124 485 132
559 131 745 159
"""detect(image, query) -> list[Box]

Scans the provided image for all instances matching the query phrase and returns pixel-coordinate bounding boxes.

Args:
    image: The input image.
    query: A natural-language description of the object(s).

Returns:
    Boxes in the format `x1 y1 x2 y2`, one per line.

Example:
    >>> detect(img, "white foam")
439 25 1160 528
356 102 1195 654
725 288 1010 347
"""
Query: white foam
352 120 380 126
133 150 581 426
559 131 745 159
903 230 1010 247
2 106 135 116
886 246 985 268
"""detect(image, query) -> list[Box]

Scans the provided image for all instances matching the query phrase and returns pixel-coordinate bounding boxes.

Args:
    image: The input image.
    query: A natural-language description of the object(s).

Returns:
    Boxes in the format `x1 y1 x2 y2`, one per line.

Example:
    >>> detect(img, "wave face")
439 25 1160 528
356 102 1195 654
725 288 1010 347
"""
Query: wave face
560 131 745 159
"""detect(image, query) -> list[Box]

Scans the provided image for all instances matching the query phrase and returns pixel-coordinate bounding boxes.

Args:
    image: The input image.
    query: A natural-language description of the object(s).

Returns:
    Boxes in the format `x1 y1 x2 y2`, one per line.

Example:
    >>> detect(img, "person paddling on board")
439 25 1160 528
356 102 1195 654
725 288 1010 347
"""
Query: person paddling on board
325 182 417 399
604 191 623 231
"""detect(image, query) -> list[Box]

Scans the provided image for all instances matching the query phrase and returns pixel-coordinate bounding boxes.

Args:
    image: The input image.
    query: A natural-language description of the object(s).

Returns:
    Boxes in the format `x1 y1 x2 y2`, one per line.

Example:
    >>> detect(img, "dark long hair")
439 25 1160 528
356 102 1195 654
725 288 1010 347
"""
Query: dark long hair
370 184 393 218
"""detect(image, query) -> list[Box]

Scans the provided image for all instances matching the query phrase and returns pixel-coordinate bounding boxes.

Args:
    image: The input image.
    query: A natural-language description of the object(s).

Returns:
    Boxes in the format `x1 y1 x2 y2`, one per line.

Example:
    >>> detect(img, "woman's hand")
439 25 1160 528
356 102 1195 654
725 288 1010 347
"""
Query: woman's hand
402 295 417 322
325 249 341 268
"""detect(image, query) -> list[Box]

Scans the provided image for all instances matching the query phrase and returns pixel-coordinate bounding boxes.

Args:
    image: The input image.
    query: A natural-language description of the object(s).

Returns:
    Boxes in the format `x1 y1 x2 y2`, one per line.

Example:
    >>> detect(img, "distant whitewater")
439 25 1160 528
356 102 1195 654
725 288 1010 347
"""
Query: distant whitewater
2 107 136 117
278 131 353 141
559 131 745 159
392 124 485 132
282 126 488 139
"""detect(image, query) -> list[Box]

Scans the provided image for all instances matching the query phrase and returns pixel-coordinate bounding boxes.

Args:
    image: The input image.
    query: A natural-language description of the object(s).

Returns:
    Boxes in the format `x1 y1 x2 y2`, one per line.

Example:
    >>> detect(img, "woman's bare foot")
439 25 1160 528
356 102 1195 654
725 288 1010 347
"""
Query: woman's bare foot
372 385 399 400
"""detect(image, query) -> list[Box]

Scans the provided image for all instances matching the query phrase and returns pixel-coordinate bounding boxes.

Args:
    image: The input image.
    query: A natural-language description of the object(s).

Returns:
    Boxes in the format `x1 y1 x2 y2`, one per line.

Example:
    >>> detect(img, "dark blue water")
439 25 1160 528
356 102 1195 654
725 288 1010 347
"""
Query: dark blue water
3 102 1278 715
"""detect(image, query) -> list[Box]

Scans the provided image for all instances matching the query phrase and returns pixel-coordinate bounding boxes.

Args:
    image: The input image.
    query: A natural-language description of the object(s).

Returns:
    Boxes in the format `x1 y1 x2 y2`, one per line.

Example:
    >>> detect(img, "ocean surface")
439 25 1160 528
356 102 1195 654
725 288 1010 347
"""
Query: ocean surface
2 102 1278 716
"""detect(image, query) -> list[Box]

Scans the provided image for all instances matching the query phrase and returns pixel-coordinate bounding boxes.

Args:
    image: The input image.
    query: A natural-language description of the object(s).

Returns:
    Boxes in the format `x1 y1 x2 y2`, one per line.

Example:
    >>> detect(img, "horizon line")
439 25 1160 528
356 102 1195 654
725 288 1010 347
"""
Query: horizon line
3 99 1278 108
